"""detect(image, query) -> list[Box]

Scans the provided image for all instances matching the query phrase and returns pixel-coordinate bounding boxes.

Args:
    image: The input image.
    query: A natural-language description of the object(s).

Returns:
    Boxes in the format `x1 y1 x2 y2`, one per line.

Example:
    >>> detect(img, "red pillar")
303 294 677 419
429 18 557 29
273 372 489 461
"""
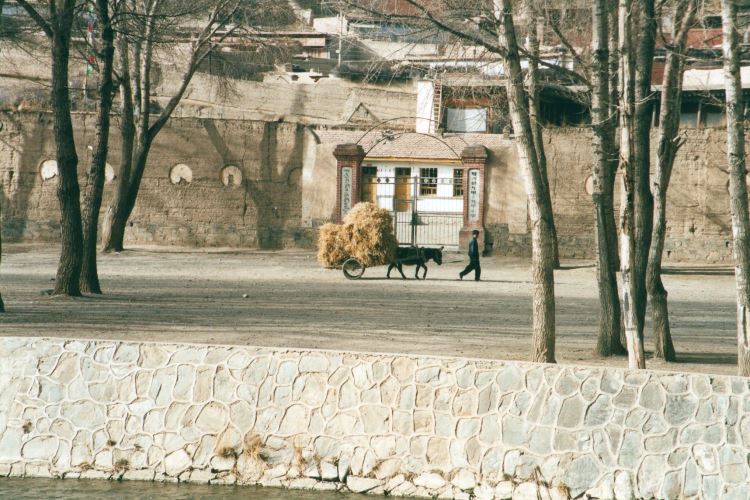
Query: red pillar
333 143 365 223
460 145 488 251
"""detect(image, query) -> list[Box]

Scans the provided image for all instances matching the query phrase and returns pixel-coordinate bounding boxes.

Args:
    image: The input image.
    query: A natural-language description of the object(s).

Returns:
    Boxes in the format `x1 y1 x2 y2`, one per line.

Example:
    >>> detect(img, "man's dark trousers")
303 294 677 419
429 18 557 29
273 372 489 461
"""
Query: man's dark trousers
460 236 481 280
460 260 481 281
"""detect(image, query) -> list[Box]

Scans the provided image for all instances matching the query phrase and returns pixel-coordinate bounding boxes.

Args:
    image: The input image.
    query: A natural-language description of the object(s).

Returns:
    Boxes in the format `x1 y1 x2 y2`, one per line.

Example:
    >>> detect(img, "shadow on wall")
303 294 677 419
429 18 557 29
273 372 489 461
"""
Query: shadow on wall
198 119 308 249
0 113 48 242
247 122 306 250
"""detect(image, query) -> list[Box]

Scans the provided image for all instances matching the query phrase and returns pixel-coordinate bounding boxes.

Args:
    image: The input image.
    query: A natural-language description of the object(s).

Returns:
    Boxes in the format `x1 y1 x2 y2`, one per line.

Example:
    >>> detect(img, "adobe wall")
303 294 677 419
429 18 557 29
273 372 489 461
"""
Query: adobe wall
542 128 733 263
0 336 748 499
0 112 329 249
0 111 741 262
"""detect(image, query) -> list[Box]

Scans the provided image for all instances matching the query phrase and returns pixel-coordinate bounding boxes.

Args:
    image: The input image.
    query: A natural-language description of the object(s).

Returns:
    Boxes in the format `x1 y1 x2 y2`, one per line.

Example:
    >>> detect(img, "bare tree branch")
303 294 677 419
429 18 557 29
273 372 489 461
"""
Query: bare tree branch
15 0 53 37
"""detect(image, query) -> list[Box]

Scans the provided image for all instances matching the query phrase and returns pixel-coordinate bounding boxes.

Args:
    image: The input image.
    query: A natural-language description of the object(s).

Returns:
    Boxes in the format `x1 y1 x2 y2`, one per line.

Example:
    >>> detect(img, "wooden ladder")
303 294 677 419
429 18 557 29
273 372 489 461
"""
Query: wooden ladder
432 75 442 133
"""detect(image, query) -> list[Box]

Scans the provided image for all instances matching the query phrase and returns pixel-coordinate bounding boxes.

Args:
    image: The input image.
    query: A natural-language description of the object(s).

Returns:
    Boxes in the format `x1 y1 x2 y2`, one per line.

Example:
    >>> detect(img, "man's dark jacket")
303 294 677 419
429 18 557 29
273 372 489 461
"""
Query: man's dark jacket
468 238 479 261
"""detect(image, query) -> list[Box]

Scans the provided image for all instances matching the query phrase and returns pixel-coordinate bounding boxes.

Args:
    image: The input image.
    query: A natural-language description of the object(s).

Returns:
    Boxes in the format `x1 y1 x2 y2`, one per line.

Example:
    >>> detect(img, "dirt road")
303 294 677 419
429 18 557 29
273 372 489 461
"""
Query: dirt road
0 245 740 376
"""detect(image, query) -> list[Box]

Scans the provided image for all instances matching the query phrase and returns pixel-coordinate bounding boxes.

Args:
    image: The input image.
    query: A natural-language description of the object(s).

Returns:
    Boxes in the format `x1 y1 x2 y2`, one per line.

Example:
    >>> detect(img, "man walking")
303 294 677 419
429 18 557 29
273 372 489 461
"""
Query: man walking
459 229 481 281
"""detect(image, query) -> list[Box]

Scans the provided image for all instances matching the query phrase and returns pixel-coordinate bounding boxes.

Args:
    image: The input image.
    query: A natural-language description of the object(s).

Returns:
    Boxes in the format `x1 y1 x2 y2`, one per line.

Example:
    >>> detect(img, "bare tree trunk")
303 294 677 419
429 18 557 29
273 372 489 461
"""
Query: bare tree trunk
80 0 116 293
648 0 695 361
633 0 656 333
592 0 625 357
721 0 750 377
50 2 83 297
100 58 135 254
526 14 560 269
496 0 556 363
0 202 4 312
606 0 621 273
618 0 645 368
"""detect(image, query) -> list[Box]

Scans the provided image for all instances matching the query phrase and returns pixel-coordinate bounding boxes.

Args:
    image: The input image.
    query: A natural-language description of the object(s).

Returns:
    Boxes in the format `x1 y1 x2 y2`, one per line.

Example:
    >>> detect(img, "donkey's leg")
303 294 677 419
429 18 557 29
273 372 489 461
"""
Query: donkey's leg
387 263 394 278
398 264 407 279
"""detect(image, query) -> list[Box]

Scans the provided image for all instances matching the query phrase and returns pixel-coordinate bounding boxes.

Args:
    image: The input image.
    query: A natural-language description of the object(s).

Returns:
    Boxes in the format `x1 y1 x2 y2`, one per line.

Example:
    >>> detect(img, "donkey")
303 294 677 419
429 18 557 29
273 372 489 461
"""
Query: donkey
387 246 444 280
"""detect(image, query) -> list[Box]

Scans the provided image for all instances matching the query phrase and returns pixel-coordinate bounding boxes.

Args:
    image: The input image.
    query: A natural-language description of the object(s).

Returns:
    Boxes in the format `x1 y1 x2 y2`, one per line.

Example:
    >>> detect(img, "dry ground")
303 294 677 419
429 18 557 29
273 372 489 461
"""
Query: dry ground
0 244 741 376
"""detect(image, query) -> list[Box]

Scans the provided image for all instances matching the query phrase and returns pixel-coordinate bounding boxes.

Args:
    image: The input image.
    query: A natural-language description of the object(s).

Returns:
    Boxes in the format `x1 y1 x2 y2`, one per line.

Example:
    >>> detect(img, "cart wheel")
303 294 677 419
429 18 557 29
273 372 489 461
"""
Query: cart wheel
342 258 366 280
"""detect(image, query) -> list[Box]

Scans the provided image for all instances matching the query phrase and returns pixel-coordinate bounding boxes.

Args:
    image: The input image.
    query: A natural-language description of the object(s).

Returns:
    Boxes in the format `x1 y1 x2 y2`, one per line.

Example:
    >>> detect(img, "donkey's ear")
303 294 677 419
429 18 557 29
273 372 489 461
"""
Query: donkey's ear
440 246 444 250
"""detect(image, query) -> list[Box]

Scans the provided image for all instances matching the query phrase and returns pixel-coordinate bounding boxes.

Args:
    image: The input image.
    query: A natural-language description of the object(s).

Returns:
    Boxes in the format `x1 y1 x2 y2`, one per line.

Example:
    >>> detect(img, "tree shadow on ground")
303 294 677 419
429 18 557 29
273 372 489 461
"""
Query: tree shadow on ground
664 352 738 365
558 264 596 271
663 266 734 276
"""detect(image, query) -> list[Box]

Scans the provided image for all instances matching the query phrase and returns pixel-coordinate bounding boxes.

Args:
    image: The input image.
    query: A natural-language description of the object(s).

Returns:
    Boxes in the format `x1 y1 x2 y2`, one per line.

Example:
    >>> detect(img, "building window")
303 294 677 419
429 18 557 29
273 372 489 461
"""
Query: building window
679 102 699 127
445 107 488 132
420 168 437 196
361 166 378 203
702 104 725 127
453 169 464 197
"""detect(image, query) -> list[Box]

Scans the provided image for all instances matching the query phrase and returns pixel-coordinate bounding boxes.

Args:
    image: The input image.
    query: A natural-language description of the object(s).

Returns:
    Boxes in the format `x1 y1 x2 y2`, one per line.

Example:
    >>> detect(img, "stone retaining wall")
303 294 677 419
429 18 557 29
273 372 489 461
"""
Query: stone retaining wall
0 337 748 499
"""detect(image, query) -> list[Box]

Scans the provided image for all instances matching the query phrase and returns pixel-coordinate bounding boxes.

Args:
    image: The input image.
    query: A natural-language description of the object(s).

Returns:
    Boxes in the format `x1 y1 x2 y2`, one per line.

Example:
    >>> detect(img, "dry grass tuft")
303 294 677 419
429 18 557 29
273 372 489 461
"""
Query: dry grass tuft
113 458 130 472
293 445 306 469
317 202 397 268
243 433 265 461
218 446 238 459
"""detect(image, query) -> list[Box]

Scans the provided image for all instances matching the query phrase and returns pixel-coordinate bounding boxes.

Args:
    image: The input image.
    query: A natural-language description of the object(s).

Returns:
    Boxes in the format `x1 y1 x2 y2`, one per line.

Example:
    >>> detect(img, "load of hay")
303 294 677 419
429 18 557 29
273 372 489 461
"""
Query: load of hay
317 222 350 268
317 202 398 268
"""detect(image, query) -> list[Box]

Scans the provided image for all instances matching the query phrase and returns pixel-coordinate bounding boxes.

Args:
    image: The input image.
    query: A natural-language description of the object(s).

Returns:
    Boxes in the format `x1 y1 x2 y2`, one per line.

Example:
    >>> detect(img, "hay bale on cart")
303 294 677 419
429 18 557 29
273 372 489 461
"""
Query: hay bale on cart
317 202 398 269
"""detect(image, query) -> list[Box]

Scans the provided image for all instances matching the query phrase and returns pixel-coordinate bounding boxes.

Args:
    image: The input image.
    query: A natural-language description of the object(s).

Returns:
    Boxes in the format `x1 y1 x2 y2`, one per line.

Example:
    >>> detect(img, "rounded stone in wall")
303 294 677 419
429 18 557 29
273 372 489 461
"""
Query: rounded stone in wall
220 165 243 188
584 175 594 195
40 160 58 181
169 163 193 185
105 163 116 183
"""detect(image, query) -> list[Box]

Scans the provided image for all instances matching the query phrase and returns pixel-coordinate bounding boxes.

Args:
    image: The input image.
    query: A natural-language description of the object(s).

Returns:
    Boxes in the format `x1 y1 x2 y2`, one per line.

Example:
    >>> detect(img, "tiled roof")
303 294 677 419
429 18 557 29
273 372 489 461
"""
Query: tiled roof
314 129 512 160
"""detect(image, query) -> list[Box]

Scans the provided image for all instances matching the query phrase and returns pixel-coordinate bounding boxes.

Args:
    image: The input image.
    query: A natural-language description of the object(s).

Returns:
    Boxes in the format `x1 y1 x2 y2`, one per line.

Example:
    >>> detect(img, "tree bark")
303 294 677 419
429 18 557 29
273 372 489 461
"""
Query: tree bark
526 13 560 269
647 0 695 361
633 0 656 332
101 36 134 253
592 0 626 357
606 0 621 273
496 0 556 363
80 0 116 293
50 1 83 297
0 202 4 312
618 0 646 369
721 0 750 377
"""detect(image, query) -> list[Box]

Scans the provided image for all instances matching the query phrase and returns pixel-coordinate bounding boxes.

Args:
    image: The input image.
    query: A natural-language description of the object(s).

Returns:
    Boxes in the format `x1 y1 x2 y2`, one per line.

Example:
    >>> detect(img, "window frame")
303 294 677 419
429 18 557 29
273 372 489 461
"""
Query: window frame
419 167 438 197
453 168 464 198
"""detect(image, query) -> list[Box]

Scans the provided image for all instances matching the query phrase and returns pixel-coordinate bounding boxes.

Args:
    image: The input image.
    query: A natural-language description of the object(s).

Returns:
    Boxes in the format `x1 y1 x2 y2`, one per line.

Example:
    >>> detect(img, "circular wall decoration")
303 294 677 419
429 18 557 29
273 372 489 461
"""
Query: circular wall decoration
169 163 193 185
105 163 116 183
220 165 243 188
40 159 58 181
584 175 594 195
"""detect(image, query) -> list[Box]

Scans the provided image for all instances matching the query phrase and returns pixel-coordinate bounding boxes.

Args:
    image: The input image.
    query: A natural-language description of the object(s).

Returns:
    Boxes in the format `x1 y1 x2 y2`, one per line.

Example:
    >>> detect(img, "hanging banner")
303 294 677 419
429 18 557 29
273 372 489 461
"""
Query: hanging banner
340 167 353 219
468 169 480 222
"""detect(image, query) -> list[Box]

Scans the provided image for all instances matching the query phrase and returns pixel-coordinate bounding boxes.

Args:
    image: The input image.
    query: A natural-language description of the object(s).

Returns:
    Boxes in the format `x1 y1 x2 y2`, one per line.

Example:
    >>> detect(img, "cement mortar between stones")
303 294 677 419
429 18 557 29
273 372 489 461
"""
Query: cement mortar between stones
0 337 748 499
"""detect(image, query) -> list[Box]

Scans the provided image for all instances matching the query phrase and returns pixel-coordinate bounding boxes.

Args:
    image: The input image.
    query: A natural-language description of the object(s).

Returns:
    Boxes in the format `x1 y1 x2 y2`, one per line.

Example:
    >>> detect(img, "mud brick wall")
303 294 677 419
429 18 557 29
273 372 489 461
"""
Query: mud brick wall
538 128 735 263
0 111 743 262
0 113 318 249
0 337 748 499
